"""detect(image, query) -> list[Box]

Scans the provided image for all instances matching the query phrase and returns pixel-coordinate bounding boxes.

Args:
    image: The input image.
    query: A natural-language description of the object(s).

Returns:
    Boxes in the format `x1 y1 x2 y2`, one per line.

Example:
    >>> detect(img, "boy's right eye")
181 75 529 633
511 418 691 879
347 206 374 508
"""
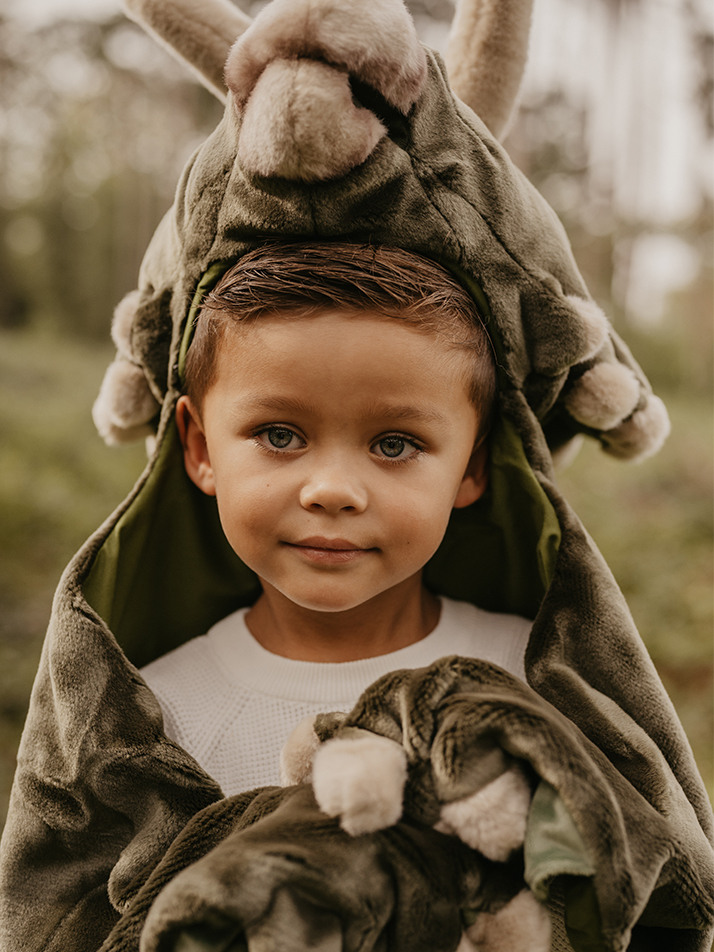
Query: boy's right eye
256 426 304 452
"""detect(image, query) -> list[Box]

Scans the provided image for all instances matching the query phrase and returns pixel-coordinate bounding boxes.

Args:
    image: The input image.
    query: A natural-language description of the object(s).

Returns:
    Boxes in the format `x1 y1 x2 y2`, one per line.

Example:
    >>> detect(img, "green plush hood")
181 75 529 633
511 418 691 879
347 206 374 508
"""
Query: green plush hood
2 3 712 951
85 45 664 666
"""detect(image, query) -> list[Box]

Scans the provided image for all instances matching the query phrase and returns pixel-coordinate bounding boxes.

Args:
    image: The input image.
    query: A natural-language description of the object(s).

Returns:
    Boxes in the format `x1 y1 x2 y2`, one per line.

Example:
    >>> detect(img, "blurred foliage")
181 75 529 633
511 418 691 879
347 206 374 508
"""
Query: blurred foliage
557 357 713 798
0 13 222 335
0 329 147 821
0 0 712 825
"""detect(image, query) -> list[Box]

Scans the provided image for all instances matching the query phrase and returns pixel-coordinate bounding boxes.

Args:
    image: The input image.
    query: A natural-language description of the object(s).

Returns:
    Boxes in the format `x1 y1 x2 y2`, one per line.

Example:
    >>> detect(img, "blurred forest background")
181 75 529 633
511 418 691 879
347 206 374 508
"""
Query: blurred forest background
0 0 712 824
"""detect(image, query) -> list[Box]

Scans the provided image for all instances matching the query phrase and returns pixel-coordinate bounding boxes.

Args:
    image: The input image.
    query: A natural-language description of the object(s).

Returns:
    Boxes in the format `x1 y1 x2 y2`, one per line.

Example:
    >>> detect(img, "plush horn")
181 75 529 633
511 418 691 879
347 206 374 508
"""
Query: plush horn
445 0 533 139
122 0 252 102
123 0 531 130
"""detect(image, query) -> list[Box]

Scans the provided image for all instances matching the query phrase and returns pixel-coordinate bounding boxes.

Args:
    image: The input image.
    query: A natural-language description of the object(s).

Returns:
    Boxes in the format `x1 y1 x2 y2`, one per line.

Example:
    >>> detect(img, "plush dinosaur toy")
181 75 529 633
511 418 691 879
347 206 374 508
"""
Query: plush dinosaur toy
281 674 552 952
278 651 707 952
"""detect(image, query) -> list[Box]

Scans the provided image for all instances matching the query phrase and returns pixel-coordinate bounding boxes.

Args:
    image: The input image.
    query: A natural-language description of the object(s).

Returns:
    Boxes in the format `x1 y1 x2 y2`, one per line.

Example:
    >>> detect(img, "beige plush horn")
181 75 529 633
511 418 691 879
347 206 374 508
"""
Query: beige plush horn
122 0 252 102
445 0 533 139
124 0 531 133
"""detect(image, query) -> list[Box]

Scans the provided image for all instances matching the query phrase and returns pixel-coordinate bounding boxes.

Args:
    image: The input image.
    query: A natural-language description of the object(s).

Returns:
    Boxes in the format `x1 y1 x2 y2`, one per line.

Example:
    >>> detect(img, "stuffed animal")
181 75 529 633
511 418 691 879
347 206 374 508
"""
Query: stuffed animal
280 663 553 952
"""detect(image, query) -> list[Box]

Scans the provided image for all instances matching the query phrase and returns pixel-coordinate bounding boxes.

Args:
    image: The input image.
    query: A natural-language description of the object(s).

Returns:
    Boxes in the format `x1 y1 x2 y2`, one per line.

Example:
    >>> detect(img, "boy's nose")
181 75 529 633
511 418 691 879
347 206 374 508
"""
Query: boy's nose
298 464 368 514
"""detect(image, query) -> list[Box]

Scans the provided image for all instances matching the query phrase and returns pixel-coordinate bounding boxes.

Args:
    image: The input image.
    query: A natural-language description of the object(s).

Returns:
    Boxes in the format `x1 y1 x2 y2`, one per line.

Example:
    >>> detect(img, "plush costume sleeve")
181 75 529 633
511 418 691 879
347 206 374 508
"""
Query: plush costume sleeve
9 649 707 952
0 570 224 952
96 784 520 952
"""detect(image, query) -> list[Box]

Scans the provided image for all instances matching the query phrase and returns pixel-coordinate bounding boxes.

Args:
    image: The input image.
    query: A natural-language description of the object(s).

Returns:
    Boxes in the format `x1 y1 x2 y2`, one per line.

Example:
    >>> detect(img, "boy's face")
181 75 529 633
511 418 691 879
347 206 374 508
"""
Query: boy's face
178 310 488 615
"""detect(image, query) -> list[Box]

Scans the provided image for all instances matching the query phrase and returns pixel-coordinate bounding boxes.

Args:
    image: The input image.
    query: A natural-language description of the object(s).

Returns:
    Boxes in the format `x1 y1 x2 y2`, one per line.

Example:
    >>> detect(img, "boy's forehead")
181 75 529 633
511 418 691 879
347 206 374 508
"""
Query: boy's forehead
215 305 468 357
209 309 477 407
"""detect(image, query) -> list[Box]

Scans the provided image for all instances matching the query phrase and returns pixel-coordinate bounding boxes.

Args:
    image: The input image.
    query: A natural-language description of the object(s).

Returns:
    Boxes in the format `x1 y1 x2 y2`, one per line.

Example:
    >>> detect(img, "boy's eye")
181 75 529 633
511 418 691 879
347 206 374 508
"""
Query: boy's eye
257 426 303 451
372 435 420 460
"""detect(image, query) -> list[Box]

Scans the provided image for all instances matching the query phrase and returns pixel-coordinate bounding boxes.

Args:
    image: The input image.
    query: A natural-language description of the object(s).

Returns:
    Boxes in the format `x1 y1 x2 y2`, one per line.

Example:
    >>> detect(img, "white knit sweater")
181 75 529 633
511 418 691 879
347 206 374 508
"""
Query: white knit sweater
140 597 531 796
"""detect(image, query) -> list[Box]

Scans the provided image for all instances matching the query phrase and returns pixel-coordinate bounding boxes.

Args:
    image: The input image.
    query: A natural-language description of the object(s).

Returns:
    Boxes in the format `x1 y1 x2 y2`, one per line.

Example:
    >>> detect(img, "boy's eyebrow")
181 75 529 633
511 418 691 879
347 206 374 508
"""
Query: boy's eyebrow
238 395 314 416
234 395 448 426
362 402 449 426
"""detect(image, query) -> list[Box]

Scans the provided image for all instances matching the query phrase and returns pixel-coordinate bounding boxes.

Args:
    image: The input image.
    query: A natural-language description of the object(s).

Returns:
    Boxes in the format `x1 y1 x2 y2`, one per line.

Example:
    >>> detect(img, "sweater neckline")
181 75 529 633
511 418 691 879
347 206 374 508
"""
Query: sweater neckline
206 598 463 703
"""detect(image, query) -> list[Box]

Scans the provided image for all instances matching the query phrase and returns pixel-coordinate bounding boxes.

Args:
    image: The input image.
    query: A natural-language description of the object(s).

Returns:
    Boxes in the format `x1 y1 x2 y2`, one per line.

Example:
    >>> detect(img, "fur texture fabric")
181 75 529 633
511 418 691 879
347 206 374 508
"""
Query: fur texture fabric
97 0 669 461
225 0 427 115
463 888 552 952
110 288 142 359
435 765 532 861
280 714 326 785
445 0 533 138
92 45 670 461
296 721 547 951
121 0 533 138
224 0 425 180
306 656 714 950
600 395 671 462
294 721 532 860
1 0 712 950
92 287 161 443
564 362 641 432
92 358 159 444
312 733 409 836
100 785 527 952
236 59 388 182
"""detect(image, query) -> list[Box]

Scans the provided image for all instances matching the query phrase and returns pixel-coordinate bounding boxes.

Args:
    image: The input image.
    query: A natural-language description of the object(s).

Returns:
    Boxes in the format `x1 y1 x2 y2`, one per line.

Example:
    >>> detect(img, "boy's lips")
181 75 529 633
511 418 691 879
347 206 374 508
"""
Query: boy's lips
285 537 374 564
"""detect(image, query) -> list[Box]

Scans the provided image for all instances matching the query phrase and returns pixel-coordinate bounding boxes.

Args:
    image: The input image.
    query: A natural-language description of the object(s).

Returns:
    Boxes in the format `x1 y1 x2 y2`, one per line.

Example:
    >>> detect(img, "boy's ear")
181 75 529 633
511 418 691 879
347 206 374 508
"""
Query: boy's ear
453 440 489 509
175 395 216 496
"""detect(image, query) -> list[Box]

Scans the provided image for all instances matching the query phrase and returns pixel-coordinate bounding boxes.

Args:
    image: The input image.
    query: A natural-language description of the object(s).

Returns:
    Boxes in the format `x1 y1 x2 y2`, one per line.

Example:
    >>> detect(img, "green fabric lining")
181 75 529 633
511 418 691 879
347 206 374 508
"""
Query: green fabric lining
562 881 609 952
426 259 561 616
177 262 232 384
173 922 246 952
83 423 261 667
425 413 560 619
525 782 595 898
525 782 606 952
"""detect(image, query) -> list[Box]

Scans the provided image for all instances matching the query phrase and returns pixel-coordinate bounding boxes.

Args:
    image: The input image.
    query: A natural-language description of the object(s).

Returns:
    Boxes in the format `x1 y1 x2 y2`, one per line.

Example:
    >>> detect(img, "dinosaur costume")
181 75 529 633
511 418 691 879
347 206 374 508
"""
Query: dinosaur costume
1 0 712 950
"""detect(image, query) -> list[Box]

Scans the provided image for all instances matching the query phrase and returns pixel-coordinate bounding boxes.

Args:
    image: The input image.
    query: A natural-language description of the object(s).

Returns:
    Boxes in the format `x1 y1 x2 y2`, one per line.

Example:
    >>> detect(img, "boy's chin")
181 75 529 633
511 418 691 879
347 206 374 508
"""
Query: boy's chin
260 578 418 616
273 588 386 615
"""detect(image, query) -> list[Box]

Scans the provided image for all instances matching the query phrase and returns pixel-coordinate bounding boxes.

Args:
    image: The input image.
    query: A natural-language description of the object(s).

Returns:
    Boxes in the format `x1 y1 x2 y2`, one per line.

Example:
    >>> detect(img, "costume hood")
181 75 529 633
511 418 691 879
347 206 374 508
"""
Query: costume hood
1 1 712 950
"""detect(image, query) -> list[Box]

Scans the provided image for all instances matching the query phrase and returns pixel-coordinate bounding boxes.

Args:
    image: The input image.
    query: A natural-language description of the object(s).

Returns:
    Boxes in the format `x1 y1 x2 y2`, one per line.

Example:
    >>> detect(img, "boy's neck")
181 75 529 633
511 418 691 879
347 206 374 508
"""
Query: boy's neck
245 579 441 662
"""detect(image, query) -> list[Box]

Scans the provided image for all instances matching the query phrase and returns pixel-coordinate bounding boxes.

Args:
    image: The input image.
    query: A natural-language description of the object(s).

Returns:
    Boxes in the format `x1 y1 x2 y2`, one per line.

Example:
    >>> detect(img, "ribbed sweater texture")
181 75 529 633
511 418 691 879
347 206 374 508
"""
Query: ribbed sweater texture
141 597 531 795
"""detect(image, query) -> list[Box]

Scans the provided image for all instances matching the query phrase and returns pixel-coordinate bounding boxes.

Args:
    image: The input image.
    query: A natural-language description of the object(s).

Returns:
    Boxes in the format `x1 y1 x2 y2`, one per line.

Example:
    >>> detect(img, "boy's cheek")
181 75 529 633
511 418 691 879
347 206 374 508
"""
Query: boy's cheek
388 505 452 554
218 492 293 560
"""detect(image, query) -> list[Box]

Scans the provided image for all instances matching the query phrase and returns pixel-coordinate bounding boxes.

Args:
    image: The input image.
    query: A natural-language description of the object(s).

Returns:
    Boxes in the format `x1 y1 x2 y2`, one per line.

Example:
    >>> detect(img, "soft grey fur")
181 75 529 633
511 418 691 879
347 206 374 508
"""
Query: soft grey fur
121 0 533 138
445 0 533 138
0 1 711 950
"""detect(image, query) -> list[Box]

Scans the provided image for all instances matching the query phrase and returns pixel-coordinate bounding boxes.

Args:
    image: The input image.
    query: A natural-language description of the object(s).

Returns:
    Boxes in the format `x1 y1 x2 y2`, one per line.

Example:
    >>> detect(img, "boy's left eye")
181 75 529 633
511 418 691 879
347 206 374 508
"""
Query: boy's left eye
371 435 420 460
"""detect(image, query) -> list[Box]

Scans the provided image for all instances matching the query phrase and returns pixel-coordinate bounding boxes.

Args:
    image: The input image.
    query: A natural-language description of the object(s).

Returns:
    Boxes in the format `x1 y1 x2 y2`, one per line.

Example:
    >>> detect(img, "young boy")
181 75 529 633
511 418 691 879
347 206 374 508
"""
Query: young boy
139 241 533 795
1 0 712 948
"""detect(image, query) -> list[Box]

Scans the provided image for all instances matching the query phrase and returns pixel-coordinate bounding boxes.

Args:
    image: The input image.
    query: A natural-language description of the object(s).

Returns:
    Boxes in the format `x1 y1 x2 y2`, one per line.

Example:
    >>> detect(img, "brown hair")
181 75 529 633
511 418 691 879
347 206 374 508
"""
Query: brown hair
183 242 496 432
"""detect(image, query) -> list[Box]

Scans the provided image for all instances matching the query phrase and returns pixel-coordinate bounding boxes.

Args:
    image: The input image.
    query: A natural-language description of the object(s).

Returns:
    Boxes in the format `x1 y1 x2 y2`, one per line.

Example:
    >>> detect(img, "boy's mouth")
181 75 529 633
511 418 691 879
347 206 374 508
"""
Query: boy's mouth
285 537 373 564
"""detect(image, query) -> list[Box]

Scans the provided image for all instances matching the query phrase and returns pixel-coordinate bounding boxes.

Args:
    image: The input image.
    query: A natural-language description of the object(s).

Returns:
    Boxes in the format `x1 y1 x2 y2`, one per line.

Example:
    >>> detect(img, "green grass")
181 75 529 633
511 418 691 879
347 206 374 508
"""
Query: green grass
0 327 147 822
0 327 711 826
